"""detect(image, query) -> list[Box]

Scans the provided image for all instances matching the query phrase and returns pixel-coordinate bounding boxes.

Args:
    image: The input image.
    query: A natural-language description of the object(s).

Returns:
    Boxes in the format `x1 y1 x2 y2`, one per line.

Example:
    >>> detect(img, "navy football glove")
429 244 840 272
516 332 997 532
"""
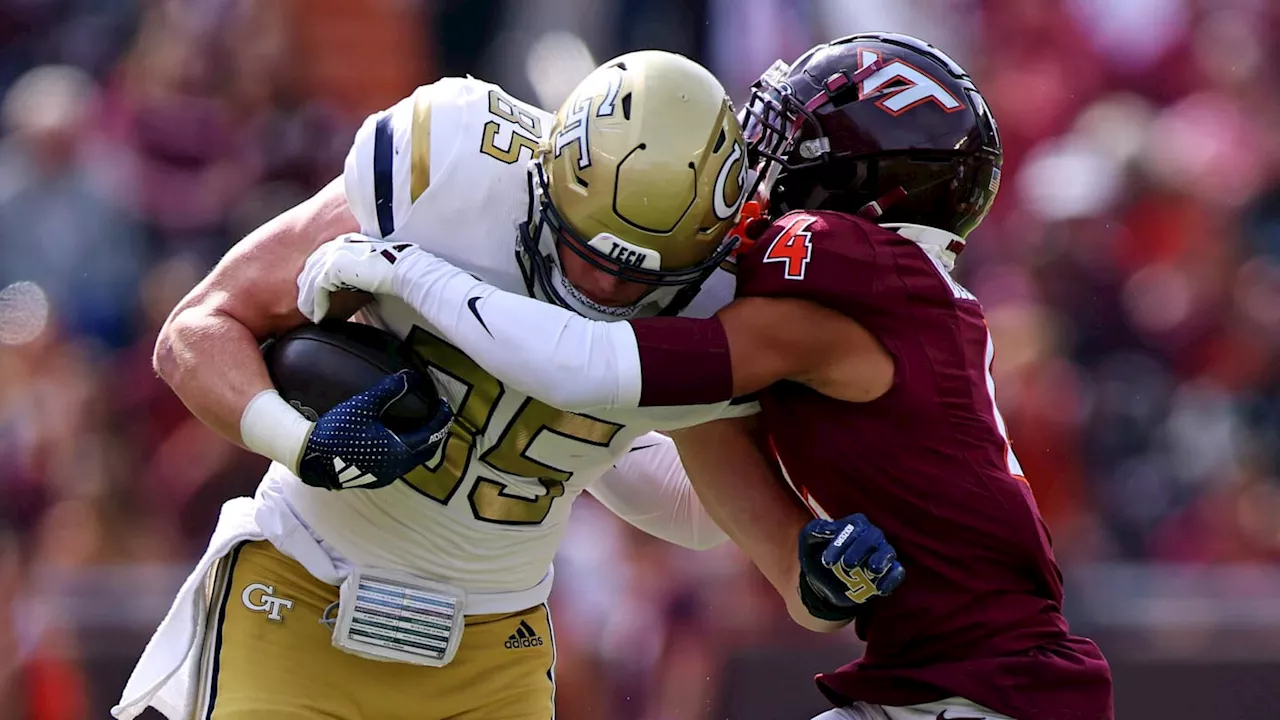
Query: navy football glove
798 514 906 621
297 370 454 491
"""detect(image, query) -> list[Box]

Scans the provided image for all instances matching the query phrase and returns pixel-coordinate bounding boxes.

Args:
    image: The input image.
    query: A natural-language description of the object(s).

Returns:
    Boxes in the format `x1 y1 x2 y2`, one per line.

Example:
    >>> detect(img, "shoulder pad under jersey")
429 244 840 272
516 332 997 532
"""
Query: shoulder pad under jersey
343 77 548 238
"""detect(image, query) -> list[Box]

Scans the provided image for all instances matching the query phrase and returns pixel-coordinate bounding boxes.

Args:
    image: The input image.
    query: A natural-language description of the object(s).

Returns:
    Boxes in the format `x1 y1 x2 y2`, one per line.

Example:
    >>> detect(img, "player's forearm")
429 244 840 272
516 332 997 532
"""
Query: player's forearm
692 487 844 632
156 178 359 469
390 251 641 409
668 421 848 633
389 251 736 410
154 306 280 446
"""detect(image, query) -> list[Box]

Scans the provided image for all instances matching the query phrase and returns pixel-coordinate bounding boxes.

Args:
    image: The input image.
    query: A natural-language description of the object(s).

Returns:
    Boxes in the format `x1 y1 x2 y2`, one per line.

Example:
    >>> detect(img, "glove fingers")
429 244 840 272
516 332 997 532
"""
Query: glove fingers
297 251 330 323
820 520 864 568
363 370 414 413
876 563 907 596
866 545 896 577
837 525 884 569
800 518 834 555
311 289 331 324
397 399 455 453
804 518 840 540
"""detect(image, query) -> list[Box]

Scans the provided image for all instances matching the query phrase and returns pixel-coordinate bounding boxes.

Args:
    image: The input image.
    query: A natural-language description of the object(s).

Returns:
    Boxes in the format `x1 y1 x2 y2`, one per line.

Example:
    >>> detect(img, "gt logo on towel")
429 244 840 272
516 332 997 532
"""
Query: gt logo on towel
241 583 294 622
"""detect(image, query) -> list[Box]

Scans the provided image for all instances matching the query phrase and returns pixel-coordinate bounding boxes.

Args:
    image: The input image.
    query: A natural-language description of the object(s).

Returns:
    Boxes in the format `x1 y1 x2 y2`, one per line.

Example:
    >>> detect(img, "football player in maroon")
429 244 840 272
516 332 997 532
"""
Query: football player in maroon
300 34 1114 720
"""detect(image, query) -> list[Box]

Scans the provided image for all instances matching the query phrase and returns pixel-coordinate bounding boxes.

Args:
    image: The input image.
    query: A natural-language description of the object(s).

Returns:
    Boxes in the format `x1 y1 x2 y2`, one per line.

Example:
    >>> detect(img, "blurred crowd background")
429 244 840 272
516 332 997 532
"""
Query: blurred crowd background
2 0 1279 718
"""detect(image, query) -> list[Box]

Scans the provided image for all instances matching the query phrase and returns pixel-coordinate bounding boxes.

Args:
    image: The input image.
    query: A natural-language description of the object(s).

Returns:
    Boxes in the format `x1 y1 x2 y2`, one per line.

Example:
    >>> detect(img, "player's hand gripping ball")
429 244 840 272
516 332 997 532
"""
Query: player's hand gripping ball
798 514 906 621
297 369 453 491
263 321 454 492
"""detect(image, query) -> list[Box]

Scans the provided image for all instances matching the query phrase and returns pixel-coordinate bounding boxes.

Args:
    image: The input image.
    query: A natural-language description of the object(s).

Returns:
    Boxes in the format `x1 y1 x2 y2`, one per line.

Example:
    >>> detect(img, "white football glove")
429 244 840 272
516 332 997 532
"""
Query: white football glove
298 234 423 322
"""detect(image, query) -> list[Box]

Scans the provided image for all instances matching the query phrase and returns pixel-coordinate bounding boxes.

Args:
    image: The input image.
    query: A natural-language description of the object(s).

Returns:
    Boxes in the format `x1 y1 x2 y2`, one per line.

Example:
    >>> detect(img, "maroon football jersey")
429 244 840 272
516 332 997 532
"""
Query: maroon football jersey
737 211 1113 720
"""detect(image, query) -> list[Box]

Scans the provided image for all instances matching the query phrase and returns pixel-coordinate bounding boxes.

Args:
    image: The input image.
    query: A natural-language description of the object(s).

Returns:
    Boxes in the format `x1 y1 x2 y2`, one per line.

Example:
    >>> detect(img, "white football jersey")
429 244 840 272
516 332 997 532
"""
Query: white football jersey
261 77 753 606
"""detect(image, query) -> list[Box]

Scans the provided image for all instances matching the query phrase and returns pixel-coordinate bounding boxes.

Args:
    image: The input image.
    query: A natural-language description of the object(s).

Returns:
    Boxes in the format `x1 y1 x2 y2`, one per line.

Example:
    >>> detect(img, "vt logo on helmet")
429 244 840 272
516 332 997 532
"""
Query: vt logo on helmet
739 33 1003 251
518 51 749 320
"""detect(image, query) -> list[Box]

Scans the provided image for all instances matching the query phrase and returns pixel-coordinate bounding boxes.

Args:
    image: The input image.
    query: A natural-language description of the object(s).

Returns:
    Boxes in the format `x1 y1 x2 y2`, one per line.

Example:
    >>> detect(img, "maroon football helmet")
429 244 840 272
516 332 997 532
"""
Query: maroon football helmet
740 33 1002 240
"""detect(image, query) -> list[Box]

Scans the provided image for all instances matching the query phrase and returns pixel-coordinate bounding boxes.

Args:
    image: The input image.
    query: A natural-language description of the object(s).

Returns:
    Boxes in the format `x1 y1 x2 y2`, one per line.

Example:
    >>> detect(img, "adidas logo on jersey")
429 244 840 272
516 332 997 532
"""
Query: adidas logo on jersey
504 620 544 649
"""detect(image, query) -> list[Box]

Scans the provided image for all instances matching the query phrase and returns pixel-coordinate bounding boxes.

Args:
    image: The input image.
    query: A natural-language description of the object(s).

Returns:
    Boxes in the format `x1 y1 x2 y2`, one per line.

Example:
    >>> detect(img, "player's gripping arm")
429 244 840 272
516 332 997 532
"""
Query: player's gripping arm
666 416 865 632
154 178 360 450
299 225 893 411
158 85 467 489
589 427 859 632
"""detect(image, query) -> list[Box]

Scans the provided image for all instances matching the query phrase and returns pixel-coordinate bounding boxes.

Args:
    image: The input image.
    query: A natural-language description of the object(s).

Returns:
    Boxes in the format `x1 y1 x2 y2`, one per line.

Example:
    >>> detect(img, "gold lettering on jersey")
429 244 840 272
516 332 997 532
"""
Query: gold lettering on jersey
410 91 433 202
481 398 622 482
403 327 621 525
480 89 542 165
470 478 566 526
487 90 542 136
403 329 503 505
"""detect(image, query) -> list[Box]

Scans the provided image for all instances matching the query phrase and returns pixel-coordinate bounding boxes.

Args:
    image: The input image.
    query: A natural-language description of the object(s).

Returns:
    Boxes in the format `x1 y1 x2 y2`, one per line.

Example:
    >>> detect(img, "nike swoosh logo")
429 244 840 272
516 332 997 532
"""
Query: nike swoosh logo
628 444 659 453
467 296 493 337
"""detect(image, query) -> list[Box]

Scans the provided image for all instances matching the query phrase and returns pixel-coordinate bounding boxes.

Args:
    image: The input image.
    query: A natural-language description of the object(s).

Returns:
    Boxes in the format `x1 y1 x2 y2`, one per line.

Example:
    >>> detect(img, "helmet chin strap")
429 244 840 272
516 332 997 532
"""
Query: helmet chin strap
521 211 676 321
550 259 643 319
546 246 684 320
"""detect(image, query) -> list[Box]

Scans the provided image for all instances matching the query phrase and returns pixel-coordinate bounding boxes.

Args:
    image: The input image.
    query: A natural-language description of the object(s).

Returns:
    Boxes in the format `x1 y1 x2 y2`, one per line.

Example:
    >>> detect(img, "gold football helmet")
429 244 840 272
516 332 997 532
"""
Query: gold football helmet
518 50 748 319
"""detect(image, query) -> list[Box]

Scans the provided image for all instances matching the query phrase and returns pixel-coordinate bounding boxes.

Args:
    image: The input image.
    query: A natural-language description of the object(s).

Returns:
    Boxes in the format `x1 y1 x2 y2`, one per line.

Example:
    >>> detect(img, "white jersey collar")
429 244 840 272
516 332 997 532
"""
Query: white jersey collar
880 223 964 274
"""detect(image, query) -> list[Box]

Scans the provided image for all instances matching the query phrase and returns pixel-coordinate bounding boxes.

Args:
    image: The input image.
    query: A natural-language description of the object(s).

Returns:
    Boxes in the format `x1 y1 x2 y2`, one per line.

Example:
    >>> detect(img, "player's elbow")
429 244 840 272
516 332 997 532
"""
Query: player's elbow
152 301 203 389
153 292 237 389
152 324 177 384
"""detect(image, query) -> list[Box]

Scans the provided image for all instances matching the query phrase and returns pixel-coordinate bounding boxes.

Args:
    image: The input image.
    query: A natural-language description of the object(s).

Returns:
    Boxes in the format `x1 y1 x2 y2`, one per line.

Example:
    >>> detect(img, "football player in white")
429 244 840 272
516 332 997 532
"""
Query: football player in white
114 52 900 720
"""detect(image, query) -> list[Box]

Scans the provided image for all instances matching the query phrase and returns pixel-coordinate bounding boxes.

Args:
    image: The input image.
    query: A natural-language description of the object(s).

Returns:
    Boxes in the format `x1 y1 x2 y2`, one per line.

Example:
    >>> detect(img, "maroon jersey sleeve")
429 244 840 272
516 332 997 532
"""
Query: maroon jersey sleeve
628 211 919 408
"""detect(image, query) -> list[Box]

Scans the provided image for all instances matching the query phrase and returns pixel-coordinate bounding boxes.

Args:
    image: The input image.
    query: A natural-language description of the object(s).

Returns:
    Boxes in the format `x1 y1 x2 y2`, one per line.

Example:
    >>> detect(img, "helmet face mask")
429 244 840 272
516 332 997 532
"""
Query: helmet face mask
740 59 833 177
737 34 1004 241
516 51 748 321
518 165 694 320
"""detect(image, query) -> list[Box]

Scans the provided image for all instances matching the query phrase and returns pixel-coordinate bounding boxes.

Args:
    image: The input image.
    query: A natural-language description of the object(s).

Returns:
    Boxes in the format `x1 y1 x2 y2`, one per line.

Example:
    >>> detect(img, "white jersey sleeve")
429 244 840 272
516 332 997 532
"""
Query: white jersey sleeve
587 432 727 550
343 77 546 240
387 247 758 424
346 83 445 238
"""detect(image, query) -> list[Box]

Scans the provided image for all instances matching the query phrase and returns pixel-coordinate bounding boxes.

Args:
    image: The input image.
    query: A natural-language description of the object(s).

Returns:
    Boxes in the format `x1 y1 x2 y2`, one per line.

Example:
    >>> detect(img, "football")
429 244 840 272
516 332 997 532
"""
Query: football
262 321 442 434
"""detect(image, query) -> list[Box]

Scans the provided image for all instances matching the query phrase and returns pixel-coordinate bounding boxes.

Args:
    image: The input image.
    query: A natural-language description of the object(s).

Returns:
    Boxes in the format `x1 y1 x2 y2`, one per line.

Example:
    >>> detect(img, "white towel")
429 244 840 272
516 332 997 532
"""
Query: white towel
111 484 345 720
111 496 262 719
112 475 551 719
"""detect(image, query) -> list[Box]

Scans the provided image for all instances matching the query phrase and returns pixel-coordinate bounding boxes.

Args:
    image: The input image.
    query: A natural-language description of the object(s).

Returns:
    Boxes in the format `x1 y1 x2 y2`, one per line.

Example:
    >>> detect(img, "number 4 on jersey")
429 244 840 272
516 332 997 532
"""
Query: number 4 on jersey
763 216 815 280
